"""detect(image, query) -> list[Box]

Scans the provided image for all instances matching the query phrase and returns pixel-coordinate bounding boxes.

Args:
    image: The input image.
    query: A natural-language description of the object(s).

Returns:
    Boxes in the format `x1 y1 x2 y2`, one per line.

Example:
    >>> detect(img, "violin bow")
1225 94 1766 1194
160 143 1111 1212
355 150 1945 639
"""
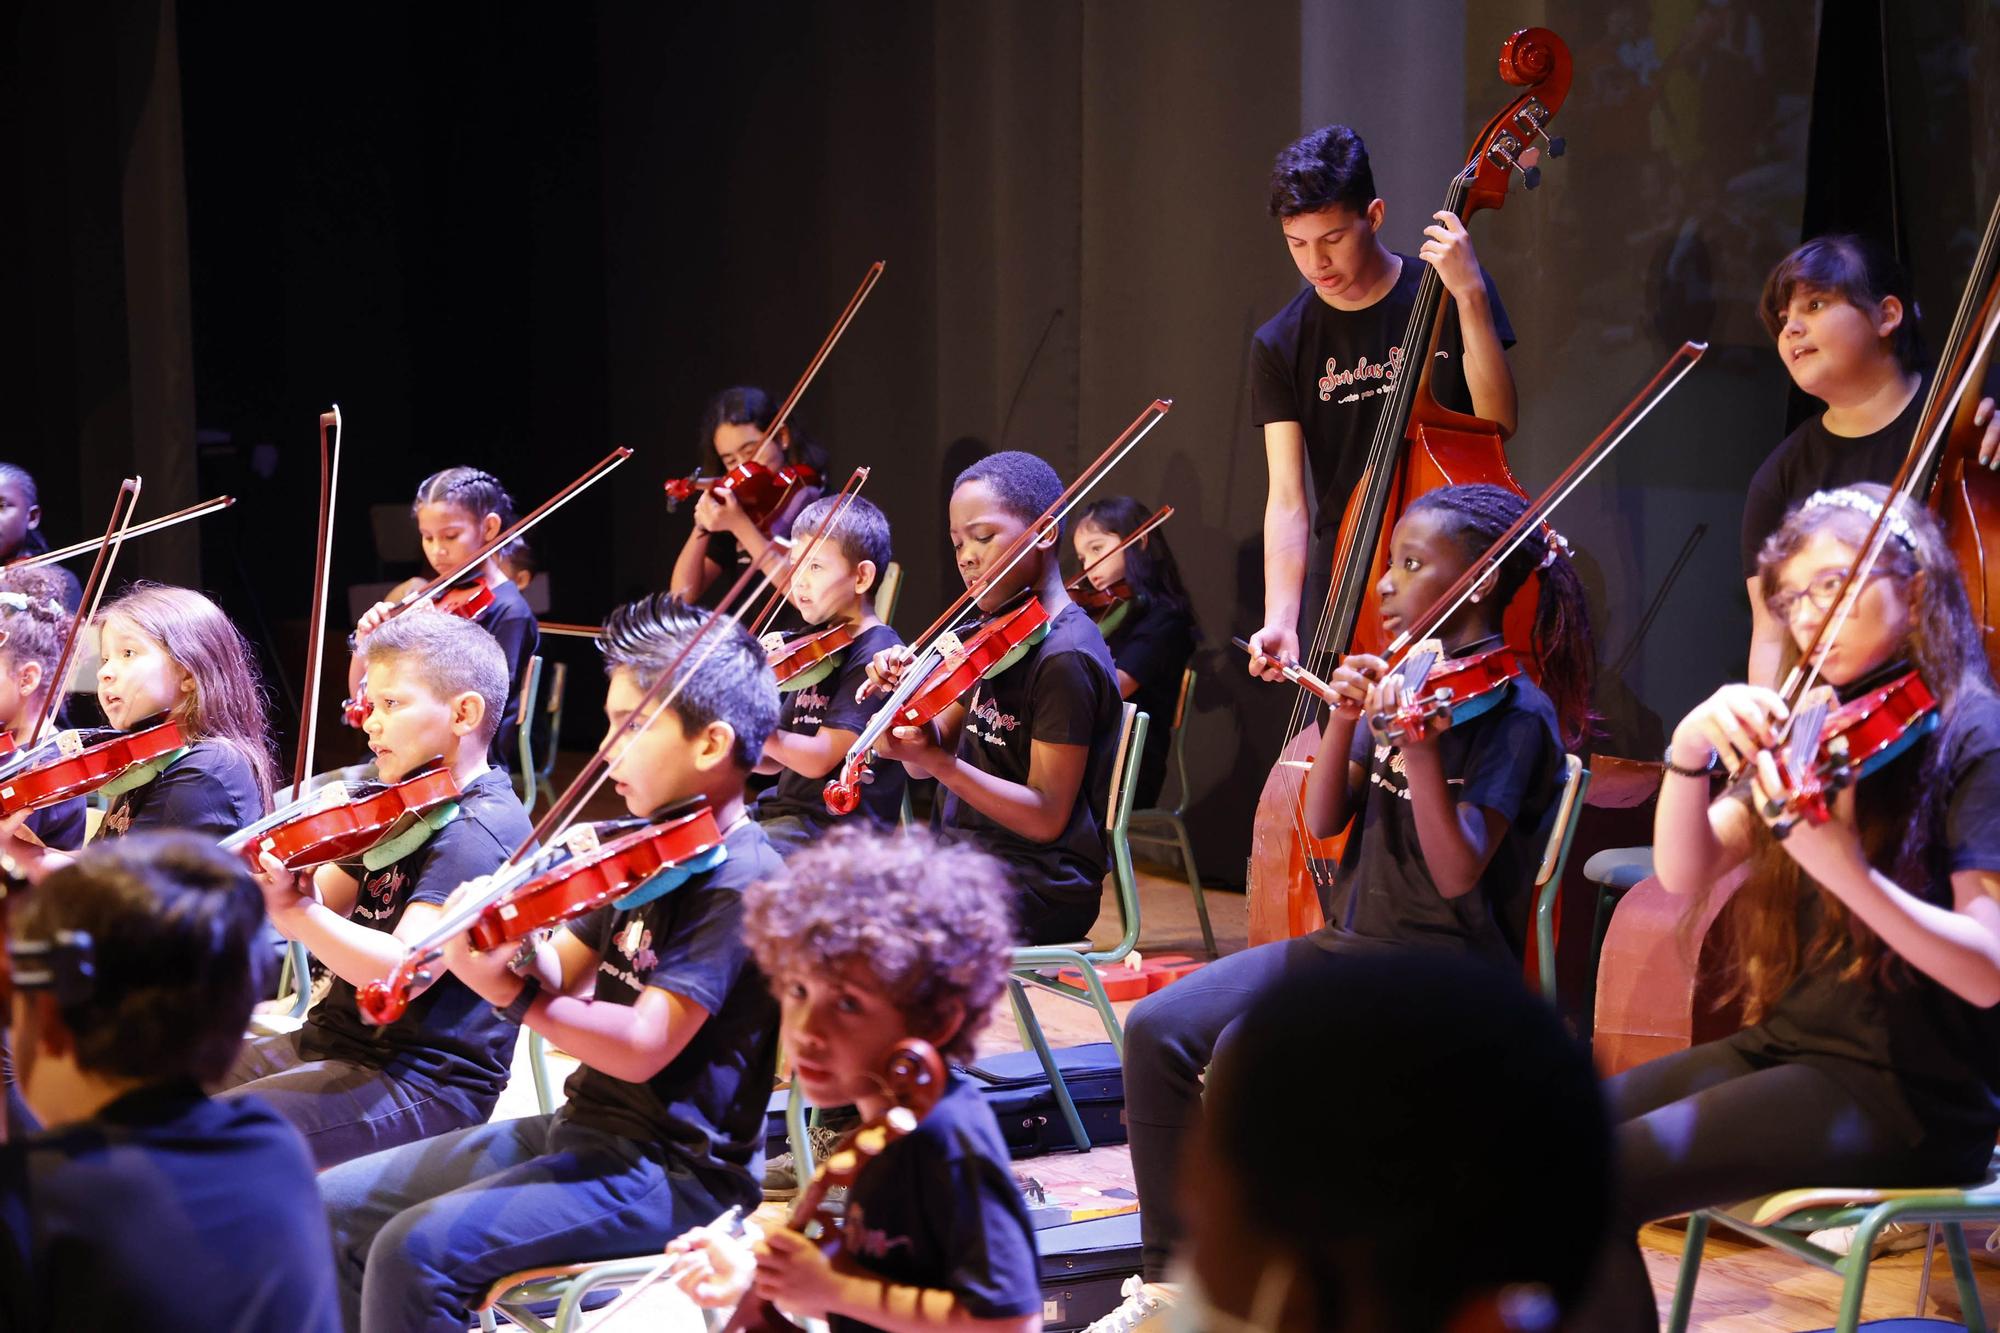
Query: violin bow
292 407 344 796
1069 504 1175 591
1380 341 1709 662
509 466 872 860
8 494 236 571
383 447 634 618
28 478 144 745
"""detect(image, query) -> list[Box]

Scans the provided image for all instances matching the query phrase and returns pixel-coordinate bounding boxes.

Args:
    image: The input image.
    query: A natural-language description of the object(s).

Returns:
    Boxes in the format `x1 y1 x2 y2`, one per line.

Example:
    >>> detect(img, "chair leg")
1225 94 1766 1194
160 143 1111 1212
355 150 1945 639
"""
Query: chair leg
1171 817 1216 957
1833 1214 1884 1333
1008 977 1090 1152
786 1075 815 1180
1917 1223 1939 1316
1665 1212 1708 1333
529 1031 554 1116
288 940 313 1018
479 1310 499 1332
1944 1221 1988 1333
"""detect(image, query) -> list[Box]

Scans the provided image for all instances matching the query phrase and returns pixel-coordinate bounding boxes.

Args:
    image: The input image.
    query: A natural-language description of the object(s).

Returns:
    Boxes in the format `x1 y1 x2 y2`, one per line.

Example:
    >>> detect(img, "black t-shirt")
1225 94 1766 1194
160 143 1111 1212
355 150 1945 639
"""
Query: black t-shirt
1102 597 1197 810
476 577 540 767
755 621 906 834
0 1081 339 1332
557 819 784 1205
1315 673 1562 966
23 796 85 852
1250 257 1514 541
301 768 534 1099
1739 377 1926 579
942 603 1122 923
832 1074 1041 1333
1730 691 2000 1156
98 740 264 842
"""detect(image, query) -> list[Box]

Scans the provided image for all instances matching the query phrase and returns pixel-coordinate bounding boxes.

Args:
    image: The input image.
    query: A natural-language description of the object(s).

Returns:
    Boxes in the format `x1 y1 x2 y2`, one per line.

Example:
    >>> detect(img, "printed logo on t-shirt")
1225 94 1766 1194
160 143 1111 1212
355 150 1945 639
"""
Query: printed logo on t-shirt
965 692 1021 748
842 1201 913 1262
1367 742 1466 802
1318 345 1406 404
100 802 133 839
599 916 659 992
356 866 408 925
788 685 831 731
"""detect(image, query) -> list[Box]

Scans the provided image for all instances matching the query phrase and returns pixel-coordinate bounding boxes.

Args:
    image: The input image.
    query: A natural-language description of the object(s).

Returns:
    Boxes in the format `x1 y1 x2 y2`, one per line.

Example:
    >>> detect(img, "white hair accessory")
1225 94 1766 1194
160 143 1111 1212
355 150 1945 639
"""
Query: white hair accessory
1801 489 1919 551
1538 524 1573 570
0 591 63 616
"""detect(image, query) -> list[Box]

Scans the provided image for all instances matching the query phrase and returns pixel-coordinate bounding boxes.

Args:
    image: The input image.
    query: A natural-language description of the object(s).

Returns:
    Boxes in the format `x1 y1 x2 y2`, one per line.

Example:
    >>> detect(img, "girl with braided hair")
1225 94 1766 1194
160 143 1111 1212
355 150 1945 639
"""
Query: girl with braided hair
349 466 539 766
1094 482 1595 1332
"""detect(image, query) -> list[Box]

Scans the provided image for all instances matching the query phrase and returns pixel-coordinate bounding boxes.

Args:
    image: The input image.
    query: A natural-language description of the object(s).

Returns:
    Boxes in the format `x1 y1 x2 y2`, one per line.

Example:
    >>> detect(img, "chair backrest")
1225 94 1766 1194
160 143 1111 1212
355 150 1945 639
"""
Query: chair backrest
1533 753 1592 1003
513 655 544 810
874 560 904 626
1100 702 1148 960
1171 662 1196 732
535 659 569 784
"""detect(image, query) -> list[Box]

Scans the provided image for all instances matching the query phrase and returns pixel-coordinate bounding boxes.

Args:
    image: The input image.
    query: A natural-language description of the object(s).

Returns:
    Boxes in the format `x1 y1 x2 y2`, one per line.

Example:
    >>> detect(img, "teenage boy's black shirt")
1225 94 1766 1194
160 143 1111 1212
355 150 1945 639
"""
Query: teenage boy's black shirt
1249 257 1514 542
303 768 534 1099
558 818 784 1206
755 621 906 832
0 1081 339 1332
1738 376 1927 579
1317 674 1561 966
97 741 263 841
1103 597 1198 809
942 602 1121 919
832 1073 1041 1333
476 577 540 767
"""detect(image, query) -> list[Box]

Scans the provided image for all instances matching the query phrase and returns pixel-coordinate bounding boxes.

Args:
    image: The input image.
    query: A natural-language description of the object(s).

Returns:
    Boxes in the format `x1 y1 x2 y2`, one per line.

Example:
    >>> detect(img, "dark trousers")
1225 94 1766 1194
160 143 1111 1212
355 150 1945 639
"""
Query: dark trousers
1578 1037 1994 1331
214 1029 490 1170
1124 933 1330 1279
320 1112 729 1333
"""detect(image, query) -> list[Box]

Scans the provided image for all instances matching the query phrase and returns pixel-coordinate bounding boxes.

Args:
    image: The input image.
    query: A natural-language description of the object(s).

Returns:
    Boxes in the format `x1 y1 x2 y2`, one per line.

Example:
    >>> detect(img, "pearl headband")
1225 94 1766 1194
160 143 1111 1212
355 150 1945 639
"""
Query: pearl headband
1801 488 1918 551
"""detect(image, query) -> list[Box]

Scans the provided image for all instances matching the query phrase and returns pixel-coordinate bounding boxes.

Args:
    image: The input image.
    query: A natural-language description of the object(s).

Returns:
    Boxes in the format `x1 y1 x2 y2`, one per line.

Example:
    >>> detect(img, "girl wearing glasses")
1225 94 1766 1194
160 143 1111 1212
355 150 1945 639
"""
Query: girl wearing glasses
1585 484 2000 1330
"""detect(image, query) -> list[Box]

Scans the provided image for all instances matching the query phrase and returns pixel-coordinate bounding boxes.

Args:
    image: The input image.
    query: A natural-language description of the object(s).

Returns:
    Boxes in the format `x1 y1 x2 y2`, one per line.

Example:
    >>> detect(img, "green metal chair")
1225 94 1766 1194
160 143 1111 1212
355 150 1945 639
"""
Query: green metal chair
512 656 545 815
1126 664 1216 957
530 659 568 815
1007 703 1147 1153
1666 1152 2000 1332
873 560 903 627
1531 754 1592 1006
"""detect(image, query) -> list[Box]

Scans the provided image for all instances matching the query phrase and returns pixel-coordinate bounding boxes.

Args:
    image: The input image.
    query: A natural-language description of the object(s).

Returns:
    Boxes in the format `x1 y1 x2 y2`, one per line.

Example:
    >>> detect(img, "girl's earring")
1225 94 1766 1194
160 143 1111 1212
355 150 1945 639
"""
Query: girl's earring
1469 592 1482 603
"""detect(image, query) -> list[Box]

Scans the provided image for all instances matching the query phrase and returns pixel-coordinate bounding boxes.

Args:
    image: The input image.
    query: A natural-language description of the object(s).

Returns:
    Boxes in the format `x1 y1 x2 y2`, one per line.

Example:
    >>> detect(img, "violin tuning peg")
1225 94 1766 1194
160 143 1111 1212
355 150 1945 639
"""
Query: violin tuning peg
1536 130 1566 159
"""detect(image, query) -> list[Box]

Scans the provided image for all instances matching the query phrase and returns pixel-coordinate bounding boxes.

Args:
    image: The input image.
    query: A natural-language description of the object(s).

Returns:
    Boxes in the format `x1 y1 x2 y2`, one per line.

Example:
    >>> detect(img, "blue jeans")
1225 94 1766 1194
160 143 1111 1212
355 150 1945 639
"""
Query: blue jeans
320 1112 731 1333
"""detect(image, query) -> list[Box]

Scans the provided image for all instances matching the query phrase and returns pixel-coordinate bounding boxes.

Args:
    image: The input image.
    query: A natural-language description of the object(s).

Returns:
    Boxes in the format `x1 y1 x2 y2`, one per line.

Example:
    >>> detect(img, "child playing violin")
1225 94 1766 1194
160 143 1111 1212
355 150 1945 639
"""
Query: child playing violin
868 450 1122 946
1743 236 2000 686
754 494 906 854
319 593 785 1333
218 613 534 1168
0 464 79 612
0 834 339 1331
1071 495 1199 809
1585 485 2000 1330
664 824 1041 1333
0 569 85 853
1094 483 1594 1331
351 467 538 765
672 385 829 609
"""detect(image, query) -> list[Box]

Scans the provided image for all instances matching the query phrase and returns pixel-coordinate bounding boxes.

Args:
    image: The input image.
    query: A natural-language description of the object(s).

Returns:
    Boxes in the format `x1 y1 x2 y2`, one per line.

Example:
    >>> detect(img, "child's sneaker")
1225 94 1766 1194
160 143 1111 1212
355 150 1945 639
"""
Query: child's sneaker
1807 1220 1929 1257
761 1126 844 1201
1085 1275 1179 1332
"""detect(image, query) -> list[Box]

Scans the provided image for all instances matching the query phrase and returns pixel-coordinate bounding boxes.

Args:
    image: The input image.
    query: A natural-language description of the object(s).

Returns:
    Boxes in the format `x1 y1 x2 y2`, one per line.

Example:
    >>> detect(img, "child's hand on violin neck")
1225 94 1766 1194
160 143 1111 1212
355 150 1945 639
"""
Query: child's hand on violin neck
1673 684 1791 774
666 1217 761 1309
693 485 750 538
436 876 520 1006
750 1227 842 1318
1325 653 1388 720
875 720 944 777
860 643 915 701
252 852 316 924
354 599 398 639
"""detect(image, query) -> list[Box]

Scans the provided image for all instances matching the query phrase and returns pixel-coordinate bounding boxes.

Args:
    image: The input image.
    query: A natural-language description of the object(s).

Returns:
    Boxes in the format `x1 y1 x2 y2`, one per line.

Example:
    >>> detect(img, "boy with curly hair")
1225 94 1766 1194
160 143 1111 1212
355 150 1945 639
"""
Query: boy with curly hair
666 824 1041 1333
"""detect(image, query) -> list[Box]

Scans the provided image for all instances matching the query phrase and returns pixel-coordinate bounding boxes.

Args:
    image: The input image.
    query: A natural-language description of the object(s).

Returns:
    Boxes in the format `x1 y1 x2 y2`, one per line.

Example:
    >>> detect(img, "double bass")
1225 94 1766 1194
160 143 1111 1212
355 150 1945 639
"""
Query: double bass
1246 27 1574 945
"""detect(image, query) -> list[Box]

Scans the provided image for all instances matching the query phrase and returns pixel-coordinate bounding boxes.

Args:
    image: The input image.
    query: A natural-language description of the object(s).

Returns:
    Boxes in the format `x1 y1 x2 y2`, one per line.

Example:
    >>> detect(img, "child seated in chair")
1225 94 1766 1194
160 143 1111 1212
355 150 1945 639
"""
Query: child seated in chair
666 824 1042 1333
0 835 339 1331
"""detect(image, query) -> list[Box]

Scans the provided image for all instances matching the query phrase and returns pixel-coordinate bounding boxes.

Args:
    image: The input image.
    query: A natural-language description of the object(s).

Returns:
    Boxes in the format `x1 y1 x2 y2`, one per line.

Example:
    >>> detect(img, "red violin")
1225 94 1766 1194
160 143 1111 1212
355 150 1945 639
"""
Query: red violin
720 1039 948 1333
0 716 186 818
1368 641 1524 747
357 803 724 1025
222 760 461 872
767 622 856 689
1743 669 1938 838
824 596 1050 814
665 461 821 532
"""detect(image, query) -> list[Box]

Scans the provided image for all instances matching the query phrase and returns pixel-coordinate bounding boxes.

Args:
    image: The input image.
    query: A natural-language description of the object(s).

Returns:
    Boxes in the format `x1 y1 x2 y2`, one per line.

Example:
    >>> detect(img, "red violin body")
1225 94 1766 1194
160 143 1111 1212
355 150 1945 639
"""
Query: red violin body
467 805 725 951
768 622 856 687
664 461 820 531
1765 671 1938 834
223 762 461 872
1069 579 1133 616
0 717 186 817
823 597 1050 814
1370 644 1523 747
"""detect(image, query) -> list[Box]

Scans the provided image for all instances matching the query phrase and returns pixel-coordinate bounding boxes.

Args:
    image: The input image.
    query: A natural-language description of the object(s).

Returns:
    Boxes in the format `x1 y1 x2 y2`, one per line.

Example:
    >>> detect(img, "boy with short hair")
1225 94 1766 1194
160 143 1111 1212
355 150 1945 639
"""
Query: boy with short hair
667 824 1041 1333
319 594 786 1333
754 494 905 853
222 611 535 1167
870 450 1122 945
0 834 339 1331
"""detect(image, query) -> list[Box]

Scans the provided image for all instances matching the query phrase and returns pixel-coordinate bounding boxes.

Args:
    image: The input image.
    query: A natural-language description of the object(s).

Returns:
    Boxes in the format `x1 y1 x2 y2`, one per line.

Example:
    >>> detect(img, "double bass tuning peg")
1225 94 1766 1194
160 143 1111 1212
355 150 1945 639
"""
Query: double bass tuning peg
1488 135 1541 190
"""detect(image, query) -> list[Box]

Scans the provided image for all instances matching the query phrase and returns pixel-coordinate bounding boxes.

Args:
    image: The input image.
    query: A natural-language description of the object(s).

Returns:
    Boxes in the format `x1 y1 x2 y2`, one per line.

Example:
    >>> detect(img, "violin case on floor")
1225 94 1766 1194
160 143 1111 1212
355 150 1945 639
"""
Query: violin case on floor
961 1042 1127 1159
1037 1211 1146 1331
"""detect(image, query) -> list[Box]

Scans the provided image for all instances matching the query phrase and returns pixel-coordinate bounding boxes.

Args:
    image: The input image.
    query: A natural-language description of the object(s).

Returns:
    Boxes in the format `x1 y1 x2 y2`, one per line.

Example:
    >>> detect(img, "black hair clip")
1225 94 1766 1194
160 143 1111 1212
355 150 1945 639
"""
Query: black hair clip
9 930 96 1006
